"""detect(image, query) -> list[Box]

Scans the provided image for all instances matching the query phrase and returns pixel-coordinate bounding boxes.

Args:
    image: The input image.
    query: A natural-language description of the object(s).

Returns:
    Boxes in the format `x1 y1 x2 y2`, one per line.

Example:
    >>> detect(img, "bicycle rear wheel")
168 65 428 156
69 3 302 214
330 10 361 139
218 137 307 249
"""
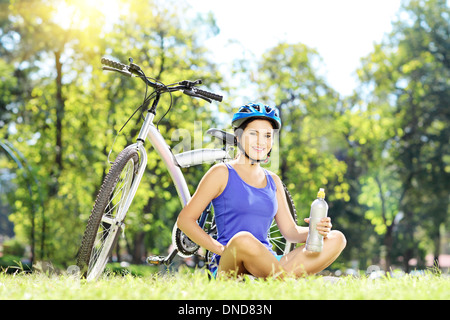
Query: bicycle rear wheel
269 182 297 255
77 147 139 281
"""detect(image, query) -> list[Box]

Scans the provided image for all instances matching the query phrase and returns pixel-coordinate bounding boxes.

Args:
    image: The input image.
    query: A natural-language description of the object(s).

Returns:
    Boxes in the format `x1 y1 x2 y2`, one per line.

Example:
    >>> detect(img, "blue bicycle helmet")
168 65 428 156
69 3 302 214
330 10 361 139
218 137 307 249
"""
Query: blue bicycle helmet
232 102 281 130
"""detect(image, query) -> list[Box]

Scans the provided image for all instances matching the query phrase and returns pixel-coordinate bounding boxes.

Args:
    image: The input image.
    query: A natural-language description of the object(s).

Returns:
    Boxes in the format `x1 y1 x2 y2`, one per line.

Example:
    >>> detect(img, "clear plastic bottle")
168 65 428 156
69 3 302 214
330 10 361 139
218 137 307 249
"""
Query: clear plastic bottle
305 188 328 252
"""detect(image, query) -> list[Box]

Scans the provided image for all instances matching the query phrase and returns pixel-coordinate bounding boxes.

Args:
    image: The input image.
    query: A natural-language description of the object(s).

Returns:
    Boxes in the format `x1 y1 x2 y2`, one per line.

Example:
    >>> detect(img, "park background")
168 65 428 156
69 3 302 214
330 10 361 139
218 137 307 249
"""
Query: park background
0 0 449 276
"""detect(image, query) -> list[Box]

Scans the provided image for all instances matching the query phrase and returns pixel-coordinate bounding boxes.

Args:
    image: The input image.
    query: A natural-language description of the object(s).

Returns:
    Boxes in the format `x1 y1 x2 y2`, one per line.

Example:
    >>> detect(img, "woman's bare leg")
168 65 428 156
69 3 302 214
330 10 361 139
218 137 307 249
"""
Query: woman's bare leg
217 231 283 278
217 230 346 279
280 230 347 276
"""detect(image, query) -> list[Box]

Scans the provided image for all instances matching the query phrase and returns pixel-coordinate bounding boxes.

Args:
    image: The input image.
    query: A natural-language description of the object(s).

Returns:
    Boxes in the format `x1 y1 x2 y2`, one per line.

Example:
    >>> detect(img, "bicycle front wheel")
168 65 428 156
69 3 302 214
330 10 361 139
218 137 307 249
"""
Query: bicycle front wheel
77 147 139 281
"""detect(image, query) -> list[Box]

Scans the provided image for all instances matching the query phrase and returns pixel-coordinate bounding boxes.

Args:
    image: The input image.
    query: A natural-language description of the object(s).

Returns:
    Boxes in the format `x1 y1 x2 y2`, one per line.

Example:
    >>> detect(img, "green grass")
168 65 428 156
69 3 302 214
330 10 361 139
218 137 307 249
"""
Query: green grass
0 267 449 300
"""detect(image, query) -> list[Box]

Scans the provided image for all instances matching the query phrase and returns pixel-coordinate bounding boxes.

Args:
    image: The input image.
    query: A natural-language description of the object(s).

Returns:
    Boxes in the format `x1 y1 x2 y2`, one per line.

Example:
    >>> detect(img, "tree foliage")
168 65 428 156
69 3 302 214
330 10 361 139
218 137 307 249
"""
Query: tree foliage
0 0 448 271
349 0 450 269
0 0 223 265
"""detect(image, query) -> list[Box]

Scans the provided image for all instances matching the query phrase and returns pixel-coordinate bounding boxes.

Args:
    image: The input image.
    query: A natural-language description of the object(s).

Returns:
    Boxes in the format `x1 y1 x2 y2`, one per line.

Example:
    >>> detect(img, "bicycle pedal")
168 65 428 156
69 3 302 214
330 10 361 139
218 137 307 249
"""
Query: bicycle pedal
146 255 166 265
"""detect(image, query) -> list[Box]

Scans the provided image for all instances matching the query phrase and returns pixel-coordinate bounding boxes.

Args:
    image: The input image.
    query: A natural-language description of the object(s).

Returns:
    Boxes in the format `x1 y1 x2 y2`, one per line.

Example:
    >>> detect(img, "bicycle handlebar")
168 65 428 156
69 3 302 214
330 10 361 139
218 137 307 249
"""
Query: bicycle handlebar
101 57 129 71
101 57 223 103
191 87 223 102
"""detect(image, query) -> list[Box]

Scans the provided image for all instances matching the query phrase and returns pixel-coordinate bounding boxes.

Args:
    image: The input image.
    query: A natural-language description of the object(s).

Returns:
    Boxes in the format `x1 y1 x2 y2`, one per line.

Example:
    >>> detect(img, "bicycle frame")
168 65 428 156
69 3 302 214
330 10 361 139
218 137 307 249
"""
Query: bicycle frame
143 112 192 206
80 58 230 280
120 111 190 224
99 58 225 215
118 107 231 222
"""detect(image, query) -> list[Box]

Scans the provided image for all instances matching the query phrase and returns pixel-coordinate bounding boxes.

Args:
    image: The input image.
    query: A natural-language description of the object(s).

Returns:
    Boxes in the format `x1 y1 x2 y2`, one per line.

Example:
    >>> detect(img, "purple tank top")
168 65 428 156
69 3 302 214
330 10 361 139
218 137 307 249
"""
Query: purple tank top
212 163 278 254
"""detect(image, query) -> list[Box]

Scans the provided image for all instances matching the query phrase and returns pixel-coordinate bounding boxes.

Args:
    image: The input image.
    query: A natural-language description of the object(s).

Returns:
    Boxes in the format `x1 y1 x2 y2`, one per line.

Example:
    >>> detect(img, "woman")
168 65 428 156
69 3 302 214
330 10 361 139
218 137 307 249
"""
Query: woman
177 102 346 279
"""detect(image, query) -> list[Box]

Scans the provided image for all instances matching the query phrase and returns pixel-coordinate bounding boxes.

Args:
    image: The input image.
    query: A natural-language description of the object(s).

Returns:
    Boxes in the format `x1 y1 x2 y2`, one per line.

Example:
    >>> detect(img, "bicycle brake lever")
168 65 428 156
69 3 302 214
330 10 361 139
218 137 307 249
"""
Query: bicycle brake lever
102 66 132 77
129 63 142 74
179 79 202 88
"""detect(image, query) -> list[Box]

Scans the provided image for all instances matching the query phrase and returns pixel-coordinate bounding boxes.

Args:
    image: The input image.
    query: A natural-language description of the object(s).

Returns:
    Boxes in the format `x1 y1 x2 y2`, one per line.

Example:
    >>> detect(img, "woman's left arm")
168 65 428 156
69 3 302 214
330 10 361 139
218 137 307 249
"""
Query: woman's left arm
272 174 333 243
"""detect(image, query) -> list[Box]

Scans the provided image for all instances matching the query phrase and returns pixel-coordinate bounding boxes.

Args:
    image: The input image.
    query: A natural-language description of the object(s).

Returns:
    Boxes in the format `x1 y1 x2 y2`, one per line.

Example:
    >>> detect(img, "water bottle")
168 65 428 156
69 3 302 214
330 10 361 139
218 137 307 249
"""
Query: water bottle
305 188 328 252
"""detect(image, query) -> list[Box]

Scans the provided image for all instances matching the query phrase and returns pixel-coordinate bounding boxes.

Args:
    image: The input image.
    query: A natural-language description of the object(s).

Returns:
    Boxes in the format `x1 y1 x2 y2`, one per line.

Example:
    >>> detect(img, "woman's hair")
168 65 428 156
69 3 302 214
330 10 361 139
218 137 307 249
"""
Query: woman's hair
233 119 250 141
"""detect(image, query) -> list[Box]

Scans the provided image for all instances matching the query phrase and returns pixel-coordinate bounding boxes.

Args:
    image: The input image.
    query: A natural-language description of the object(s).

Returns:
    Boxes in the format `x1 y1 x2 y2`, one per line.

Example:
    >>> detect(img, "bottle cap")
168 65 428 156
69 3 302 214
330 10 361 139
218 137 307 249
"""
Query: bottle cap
317 188 325 199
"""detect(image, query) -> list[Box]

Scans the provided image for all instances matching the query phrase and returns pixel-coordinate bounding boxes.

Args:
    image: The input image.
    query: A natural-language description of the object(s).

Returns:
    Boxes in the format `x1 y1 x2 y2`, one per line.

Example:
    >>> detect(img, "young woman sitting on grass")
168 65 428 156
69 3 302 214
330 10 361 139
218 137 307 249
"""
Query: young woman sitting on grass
177 103 346 279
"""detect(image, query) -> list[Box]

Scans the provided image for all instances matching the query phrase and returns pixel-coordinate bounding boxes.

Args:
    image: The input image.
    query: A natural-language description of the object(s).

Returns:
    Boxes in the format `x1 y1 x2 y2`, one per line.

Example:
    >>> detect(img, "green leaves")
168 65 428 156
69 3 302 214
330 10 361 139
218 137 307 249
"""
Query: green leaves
352 0 450 268
1 0 448 271
0 0 223 265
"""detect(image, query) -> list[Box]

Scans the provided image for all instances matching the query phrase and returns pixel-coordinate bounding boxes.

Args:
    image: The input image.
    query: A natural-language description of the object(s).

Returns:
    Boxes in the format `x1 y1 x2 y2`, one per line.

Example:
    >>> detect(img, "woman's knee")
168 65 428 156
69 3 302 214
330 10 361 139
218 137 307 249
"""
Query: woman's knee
328 230 347 251
227 231 260 255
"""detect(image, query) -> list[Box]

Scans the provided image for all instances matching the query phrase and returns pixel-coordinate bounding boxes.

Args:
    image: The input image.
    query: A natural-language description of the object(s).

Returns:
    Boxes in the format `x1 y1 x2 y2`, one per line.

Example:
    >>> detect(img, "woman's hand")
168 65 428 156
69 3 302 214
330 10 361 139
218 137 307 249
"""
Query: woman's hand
304 217 333 238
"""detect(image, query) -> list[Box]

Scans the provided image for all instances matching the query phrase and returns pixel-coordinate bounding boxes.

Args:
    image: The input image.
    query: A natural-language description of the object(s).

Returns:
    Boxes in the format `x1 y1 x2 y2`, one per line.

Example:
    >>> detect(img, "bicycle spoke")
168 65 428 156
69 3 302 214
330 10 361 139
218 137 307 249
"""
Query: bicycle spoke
105 164 132 216
268 217 289 255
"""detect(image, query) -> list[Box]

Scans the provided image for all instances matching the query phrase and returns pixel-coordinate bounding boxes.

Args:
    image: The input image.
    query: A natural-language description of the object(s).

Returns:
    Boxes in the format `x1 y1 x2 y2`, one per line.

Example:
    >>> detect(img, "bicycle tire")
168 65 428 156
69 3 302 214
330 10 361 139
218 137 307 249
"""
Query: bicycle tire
77 147 139 280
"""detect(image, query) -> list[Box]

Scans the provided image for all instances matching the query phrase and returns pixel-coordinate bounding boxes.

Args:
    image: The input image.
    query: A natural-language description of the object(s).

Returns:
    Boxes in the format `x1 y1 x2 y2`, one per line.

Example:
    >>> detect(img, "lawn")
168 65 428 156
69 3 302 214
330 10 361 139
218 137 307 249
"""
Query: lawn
1 267 449 300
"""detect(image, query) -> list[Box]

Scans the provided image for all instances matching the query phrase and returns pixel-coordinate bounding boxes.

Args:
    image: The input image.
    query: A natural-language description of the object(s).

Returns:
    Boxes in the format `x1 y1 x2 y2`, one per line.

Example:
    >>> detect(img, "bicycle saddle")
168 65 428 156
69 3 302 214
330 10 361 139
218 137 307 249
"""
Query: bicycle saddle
206 128 236 146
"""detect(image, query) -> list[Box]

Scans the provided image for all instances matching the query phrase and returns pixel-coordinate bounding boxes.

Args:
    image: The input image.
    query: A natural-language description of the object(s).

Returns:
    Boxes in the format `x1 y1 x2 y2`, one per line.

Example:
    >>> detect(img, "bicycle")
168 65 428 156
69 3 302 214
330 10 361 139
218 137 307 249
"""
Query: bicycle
76 57 298 281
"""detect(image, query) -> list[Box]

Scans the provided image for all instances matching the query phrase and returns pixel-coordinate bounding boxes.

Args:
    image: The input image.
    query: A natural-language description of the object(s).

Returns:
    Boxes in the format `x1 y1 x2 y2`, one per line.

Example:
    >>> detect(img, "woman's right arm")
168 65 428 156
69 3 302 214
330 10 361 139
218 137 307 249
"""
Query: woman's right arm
176 164 228 256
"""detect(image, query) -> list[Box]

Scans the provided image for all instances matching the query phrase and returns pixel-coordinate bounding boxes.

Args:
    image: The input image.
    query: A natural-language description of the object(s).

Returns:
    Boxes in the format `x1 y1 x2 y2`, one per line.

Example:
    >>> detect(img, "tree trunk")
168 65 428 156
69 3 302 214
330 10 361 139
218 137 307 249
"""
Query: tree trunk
54 50 64 173
132 231 146 264
384 225 394 271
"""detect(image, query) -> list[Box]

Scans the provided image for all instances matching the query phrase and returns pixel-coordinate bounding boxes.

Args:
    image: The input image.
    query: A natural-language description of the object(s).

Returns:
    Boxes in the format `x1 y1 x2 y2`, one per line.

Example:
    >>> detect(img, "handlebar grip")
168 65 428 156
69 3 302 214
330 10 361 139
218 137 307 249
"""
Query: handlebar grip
194 88 223 102
101 57 128 70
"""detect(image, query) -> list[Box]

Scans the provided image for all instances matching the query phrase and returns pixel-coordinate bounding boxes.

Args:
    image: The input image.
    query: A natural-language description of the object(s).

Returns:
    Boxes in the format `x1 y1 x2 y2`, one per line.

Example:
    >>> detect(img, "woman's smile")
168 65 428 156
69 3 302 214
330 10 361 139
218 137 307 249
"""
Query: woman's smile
252 146 266 153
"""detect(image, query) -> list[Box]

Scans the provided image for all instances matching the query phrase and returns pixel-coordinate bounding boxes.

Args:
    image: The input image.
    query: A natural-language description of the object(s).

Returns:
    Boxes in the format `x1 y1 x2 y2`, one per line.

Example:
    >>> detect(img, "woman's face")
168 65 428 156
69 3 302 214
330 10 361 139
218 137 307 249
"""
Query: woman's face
238 119 274 161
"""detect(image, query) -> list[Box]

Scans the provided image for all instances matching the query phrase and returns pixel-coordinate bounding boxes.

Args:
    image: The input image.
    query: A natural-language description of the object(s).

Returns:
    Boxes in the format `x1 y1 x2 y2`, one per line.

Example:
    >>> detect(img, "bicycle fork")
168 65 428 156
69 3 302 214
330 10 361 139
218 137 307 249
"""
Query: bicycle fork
118 110 193 265
119 110 192 218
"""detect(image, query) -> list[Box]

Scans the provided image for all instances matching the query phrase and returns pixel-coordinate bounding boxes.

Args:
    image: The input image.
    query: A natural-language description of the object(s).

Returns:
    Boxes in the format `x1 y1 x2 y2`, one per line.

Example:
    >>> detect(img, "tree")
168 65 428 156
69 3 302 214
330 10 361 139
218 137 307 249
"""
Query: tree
0 0 106 264
0 0 223 266
98 0 224 263
355 0 450 270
